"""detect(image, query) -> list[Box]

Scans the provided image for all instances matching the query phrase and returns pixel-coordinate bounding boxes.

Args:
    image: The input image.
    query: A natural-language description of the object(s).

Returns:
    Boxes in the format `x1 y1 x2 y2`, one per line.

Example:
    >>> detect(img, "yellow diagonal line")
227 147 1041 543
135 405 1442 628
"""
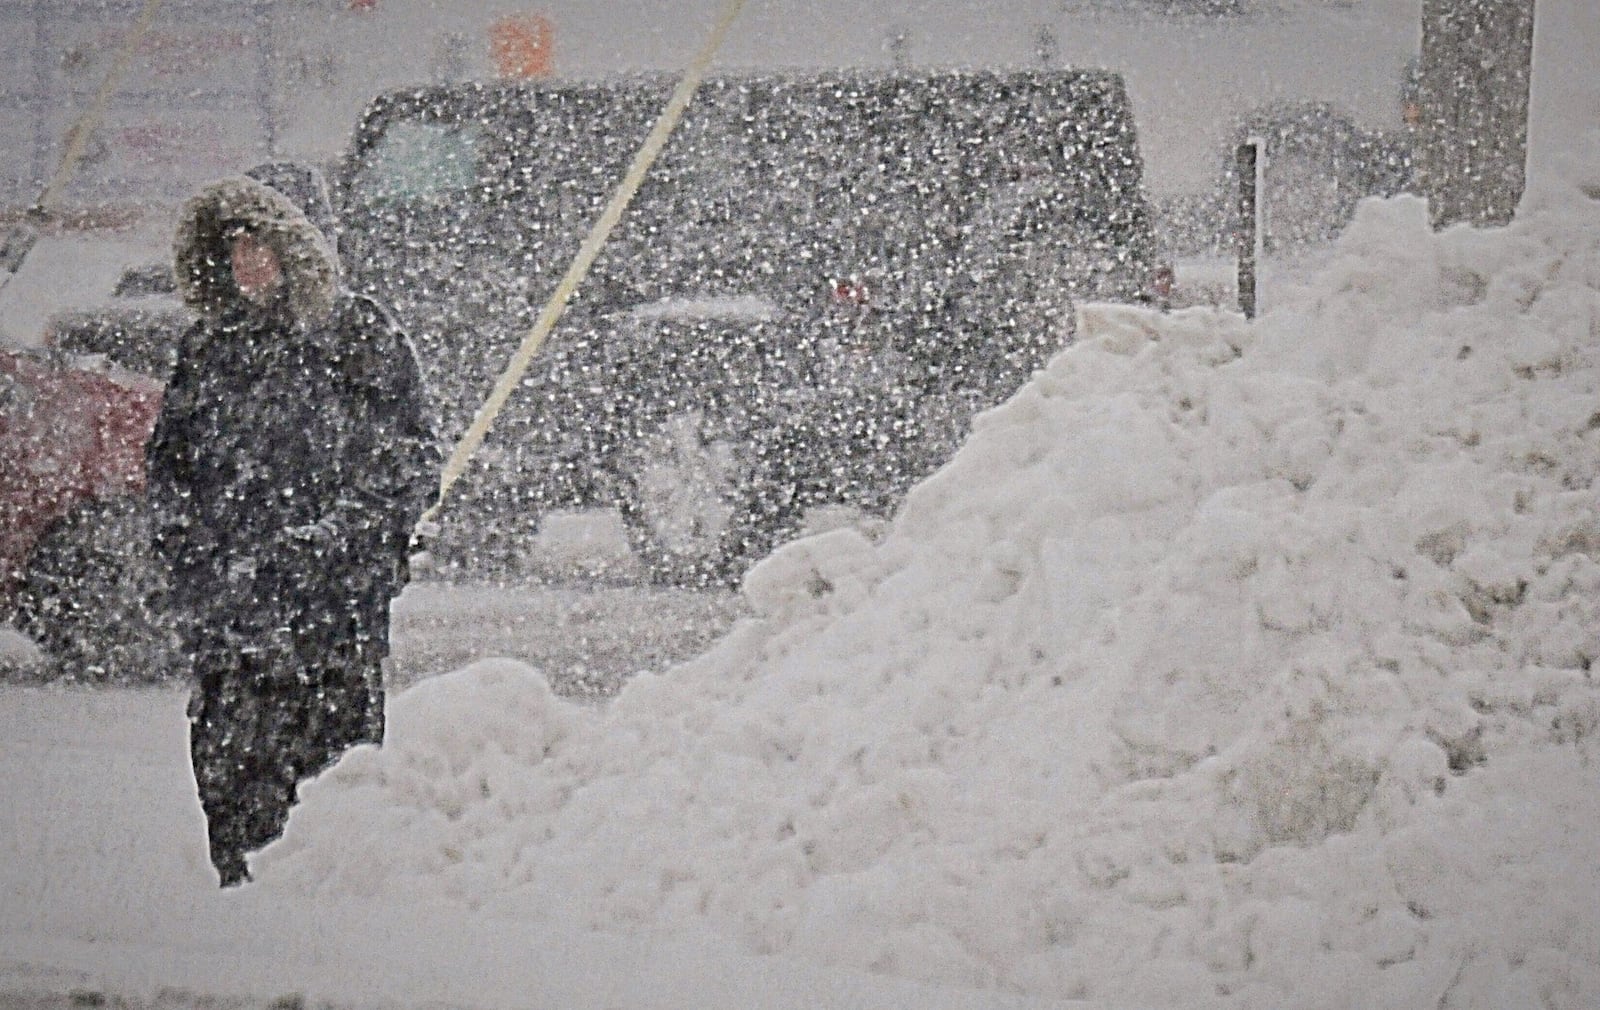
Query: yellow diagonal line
424 0 749 524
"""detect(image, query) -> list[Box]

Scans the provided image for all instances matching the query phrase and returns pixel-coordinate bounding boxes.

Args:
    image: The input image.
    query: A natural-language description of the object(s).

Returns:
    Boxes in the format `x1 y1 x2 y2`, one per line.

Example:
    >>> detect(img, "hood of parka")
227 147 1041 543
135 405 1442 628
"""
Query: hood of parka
174 175 339 325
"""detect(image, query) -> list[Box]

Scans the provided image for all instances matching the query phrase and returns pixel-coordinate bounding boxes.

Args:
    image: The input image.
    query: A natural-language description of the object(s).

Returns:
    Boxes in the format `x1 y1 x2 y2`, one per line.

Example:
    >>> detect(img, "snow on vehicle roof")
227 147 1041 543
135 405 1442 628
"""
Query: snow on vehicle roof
0 226 170 349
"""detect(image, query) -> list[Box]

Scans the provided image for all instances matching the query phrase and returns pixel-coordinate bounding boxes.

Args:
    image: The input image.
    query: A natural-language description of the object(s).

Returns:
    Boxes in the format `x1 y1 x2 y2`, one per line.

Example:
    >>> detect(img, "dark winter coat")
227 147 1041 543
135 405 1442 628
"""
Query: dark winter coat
148 174 437 654
145 173 437 882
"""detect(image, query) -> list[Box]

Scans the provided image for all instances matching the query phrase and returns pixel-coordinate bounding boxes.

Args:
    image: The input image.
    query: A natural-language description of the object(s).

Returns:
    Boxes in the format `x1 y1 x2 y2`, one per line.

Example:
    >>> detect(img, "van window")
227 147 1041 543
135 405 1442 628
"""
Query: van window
352 119 483 204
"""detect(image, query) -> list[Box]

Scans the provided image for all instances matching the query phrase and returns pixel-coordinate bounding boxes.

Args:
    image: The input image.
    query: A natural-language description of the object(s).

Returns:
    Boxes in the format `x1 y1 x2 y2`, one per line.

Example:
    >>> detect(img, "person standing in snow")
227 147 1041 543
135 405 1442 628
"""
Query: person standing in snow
146 165 439 887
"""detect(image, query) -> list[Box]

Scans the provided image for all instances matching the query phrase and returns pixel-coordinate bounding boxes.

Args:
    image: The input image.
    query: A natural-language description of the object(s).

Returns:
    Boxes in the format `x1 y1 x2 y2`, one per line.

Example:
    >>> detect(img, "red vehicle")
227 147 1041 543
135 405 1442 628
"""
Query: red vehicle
1 285 183 679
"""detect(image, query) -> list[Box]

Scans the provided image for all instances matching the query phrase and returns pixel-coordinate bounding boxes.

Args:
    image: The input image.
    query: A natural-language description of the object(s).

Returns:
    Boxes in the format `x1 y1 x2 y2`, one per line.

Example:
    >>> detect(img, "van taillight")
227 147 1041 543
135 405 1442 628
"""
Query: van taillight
1149 264 1175 303
831 278 871 308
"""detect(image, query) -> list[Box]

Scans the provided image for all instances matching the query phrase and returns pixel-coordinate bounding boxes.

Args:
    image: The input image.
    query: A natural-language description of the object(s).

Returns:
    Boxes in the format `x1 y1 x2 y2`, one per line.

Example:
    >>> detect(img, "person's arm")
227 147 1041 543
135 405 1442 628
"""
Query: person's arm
283 297 439 569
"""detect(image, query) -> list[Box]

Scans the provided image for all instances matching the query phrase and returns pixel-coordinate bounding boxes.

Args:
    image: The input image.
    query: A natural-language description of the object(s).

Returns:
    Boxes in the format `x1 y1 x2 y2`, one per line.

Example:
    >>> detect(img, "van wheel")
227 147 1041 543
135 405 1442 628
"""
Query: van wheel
12 497 177 682
616 409 782 588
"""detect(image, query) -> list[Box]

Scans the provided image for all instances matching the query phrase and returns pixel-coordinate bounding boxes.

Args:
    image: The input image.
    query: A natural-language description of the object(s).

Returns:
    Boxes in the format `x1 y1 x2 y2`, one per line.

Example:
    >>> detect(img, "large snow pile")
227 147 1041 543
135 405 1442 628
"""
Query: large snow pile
258 184 1600 1006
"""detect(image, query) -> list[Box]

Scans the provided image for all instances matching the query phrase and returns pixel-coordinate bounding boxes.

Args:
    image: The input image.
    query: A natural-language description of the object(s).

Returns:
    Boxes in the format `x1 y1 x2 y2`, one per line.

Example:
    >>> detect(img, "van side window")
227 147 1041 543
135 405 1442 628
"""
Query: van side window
353 119 483 204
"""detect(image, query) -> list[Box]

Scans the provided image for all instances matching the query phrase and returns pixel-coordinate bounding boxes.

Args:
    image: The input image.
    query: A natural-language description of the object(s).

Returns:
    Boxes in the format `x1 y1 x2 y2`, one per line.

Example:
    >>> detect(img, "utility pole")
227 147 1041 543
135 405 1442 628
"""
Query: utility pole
1415 0 1536 230
888 27 911 70
1033 24 1058 67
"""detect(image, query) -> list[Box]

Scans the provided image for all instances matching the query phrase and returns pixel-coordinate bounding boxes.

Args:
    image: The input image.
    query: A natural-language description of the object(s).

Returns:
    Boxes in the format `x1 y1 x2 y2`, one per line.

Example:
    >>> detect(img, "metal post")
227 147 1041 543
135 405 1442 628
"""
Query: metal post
1235 139 1259 319
888 28 911 70
1034 24 1058 67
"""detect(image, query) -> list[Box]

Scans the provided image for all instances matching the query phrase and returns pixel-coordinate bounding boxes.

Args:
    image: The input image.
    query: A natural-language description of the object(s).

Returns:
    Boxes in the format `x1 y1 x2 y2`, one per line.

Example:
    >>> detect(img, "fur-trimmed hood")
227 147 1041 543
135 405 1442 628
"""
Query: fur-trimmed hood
174 175 339 324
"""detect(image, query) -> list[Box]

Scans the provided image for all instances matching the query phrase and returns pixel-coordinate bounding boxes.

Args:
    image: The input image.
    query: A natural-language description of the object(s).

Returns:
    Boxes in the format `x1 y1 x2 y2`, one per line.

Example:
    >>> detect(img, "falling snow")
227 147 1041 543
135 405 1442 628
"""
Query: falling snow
2 0 1598 1008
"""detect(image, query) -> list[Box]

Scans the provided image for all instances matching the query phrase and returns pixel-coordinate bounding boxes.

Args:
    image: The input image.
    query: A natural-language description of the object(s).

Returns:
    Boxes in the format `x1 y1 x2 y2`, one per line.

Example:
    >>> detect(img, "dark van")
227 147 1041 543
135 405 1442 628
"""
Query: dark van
334 67 1162 584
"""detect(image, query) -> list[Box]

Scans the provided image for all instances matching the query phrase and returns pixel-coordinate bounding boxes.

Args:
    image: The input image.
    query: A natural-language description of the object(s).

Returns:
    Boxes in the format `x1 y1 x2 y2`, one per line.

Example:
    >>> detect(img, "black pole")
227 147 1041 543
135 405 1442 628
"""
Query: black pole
1235 140 1258 320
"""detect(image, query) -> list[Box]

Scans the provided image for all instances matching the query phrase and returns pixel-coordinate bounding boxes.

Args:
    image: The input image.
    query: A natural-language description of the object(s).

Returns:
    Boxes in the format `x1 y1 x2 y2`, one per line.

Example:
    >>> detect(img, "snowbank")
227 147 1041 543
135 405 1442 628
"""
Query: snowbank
258 176 1600 1007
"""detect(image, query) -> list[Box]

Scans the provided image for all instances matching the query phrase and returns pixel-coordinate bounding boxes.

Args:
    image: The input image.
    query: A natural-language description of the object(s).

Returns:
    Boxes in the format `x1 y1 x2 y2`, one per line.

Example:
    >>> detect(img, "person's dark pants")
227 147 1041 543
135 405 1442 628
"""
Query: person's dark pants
186 625 383 887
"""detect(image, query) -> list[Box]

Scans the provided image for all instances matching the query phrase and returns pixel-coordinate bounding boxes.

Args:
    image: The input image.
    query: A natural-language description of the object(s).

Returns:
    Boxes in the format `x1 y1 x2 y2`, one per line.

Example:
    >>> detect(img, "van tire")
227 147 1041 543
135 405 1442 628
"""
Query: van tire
12 497 178 682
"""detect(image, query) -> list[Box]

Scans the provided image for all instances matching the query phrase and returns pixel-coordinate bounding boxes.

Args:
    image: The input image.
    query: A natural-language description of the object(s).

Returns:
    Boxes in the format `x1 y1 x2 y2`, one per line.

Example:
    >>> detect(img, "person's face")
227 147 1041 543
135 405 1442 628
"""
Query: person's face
230 231 283 302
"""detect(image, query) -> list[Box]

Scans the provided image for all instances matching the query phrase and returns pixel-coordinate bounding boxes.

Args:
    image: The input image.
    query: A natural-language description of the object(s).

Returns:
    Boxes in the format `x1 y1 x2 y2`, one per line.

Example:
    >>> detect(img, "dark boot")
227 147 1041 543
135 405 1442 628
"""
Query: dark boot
214 846 252 888
188 658 300 889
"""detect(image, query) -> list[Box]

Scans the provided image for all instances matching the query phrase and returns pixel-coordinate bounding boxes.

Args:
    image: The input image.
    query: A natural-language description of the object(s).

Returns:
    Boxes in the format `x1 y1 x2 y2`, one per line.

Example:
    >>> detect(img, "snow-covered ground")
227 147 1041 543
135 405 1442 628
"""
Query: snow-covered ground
5 1 1600 1007
272 182 1600 1004
7 176 1600 1006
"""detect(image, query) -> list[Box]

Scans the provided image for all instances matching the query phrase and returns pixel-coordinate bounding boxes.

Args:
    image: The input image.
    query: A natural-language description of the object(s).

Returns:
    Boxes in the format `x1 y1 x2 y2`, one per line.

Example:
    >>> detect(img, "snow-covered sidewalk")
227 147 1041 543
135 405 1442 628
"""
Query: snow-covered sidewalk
0 683 1068 1010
